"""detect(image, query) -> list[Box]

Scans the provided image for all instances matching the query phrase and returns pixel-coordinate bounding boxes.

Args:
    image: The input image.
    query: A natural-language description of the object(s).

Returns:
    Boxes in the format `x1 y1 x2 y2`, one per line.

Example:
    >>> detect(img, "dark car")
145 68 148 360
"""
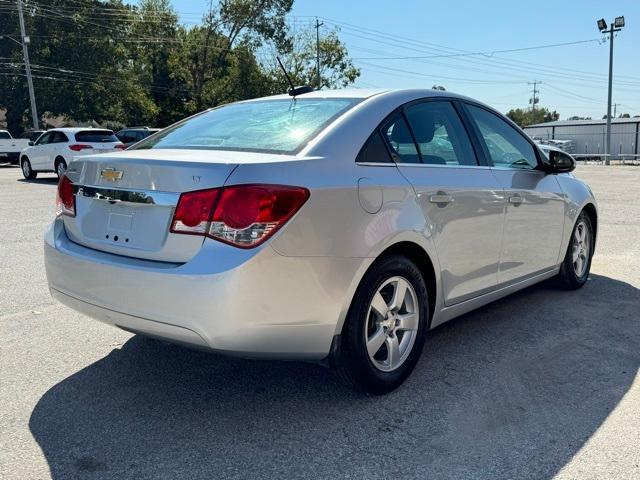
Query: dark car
115 127 161 148
20 130 46 143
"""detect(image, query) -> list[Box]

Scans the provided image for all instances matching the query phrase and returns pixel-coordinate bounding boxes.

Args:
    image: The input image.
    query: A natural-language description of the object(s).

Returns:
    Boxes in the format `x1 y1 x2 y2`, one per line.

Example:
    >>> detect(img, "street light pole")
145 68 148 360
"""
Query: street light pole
598 16 624 165
17 0 39 131
605 24 614 165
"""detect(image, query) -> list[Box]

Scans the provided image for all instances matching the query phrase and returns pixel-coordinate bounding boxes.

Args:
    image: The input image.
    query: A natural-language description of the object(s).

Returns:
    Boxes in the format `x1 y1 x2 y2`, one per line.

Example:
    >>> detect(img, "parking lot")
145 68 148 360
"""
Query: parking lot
0 164 638 479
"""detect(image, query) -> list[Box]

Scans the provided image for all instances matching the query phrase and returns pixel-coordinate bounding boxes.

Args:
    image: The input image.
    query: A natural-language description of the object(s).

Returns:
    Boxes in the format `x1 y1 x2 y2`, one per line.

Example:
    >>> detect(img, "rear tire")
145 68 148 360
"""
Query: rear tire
333 255 429 394
21 157 37 180
557 211 593 289
54 157 67 179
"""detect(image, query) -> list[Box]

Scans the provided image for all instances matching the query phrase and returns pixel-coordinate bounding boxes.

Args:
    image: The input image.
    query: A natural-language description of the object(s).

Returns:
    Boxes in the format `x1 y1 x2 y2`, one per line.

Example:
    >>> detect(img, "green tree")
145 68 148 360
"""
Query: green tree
269 25 360 91
506 107 559 127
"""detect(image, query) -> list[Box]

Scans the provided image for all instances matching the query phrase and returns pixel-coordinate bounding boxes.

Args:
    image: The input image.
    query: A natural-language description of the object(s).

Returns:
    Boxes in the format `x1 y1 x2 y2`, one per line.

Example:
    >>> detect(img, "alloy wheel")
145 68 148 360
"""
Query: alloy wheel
365 276 419 372
572 220 590 277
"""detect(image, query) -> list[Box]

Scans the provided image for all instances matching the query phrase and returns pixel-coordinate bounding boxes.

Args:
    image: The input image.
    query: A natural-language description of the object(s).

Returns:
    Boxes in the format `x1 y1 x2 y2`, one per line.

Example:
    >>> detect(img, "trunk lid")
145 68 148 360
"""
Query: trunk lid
62 149 249 263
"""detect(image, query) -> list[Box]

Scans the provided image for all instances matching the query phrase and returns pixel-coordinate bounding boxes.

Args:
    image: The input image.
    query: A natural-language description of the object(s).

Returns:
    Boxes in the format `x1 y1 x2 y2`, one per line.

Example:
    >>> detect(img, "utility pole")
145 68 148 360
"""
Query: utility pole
528 81 541 111
314 17 323 90
597 16 625 165
17 0 39 131
613 103 619 118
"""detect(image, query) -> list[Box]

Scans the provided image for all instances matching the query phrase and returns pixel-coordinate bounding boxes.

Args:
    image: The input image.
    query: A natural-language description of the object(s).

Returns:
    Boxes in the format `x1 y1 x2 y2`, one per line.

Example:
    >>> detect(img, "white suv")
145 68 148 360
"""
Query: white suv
20 128 124 179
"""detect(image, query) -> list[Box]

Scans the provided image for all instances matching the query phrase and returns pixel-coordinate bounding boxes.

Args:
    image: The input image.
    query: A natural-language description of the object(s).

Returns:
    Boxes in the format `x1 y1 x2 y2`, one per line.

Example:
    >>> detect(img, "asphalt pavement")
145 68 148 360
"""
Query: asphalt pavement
0 164 639 479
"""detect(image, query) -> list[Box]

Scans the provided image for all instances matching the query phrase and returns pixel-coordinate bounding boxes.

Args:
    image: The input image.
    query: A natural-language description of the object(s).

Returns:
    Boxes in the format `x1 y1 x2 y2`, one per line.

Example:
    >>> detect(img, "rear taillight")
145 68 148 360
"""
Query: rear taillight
170 184 309 248
56 175 75 217
69 144 93 152
115 144 127 150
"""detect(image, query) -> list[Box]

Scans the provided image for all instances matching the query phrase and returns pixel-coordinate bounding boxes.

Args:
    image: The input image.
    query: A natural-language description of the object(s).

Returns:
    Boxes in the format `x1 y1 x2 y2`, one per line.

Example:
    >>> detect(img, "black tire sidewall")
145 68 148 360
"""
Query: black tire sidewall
560 212 594 288
55 158 67 178
21 157 35 179
340 255 429 393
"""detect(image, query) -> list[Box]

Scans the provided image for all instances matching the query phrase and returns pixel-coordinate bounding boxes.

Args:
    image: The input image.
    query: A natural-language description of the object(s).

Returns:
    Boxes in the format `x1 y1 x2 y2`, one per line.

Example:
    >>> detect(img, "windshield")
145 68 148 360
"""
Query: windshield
132 98 361 154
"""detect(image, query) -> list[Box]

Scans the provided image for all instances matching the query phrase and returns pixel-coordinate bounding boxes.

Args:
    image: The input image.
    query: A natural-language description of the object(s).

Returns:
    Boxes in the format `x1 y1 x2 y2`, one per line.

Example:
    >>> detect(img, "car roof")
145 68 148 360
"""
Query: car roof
49 127 114 133
243 88 476 102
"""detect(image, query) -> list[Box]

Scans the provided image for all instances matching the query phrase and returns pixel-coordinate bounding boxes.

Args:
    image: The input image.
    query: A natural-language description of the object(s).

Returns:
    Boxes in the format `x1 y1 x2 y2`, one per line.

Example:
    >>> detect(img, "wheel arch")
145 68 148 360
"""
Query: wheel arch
334 240 439 338
582 202 598 249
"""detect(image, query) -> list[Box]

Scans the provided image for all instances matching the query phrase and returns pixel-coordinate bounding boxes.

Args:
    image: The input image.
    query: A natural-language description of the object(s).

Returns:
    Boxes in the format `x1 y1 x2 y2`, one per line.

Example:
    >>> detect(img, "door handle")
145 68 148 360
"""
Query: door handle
429 193 454 205
508 194 523 206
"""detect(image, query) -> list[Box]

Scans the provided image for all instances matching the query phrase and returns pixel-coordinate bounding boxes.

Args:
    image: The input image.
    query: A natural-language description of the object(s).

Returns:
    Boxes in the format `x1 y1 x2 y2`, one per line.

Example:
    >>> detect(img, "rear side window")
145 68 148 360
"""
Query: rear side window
404 101 478 166
466 104 538 169
381 114 420 163
75 130 118 143
133 99 360 154
52 132 68 143
0 131 11 140
357 131 392 163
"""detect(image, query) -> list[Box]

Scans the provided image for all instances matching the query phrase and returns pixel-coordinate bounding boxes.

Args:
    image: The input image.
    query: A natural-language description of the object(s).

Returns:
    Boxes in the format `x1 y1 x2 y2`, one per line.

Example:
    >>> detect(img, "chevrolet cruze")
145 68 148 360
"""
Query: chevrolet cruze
44 89 597 393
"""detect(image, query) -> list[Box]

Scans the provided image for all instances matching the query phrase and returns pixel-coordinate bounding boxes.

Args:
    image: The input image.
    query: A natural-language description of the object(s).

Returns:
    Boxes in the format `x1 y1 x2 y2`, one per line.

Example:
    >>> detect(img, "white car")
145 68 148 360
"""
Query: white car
20 128 124 179
0 130 31 165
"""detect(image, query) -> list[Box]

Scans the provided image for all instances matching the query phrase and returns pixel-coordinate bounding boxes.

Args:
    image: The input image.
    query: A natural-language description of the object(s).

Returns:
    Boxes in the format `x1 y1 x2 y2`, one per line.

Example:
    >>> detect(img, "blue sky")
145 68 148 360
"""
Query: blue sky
131 0 640 118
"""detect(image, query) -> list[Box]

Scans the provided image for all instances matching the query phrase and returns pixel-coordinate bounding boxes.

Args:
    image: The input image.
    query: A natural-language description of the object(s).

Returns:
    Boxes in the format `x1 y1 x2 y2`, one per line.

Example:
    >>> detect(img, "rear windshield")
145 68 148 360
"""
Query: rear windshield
132 98 361 154
75 130 118 143
0 131 11 140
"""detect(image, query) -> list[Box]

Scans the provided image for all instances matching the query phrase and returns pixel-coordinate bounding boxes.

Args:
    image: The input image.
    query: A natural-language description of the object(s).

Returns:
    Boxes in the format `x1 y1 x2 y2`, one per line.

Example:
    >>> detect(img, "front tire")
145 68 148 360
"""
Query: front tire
21 157 37 180
557 211 593 289
334 255 429 394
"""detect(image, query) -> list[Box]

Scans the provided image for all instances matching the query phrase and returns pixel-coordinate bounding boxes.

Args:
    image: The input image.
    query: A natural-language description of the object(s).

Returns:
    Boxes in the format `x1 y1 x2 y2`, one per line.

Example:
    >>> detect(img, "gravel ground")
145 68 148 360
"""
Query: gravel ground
0 165 638 480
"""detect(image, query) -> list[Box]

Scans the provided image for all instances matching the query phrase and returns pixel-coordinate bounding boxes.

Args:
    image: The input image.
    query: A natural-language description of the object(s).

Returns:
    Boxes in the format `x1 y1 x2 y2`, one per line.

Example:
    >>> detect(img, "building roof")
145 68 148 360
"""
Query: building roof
526 117 640 128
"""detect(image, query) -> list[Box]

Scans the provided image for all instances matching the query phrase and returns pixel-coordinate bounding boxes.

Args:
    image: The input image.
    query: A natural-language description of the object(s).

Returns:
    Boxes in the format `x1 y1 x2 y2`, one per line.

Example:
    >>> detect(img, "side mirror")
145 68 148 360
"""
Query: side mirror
28 141 34 146
546 149 575 173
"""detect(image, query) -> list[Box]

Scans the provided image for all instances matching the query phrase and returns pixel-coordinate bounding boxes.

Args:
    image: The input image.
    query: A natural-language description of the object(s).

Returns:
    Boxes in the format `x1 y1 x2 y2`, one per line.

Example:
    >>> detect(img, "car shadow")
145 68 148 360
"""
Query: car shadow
29 273 639 479
17 176 58 185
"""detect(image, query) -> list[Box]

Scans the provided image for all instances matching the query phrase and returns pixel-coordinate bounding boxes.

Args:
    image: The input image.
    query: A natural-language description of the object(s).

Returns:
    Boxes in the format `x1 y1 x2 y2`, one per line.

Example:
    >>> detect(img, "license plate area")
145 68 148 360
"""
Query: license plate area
81 201 173 251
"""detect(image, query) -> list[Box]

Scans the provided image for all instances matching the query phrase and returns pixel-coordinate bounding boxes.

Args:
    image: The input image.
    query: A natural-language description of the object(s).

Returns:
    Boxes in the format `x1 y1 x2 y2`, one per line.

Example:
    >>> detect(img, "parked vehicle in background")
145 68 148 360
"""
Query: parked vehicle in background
0 130 31 164
116 127 161 148
19 130 46 143
44 89 597 393
20 128 124 179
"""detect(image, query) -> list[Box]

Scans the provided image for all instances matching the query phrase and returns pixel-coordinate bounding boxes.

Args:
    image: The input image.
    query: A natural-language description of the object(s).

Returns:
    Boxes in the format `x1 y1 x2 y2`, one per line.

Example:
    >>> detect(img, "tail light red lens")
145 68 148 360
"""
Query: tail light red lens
56 175 75 217
69 144 93 152
115 144 127 150
170 184 309 248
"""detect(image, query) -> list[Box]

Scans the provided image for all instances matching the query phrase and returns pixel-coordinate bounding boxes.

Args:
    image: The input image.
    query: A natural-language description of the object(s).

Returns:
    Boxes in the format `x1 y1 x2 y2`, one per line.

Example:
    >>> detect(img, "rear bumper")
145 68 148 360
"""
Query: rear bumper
44 220 366 359
0 152 19 164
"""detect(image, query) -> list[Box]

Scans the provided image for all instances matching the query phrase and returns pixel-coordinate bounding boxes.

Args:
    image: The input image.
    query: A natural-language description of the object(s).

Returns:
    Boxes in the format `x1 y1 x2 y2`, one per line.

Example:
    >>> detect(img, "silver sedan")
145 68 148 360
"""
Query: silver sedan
45 89 597 393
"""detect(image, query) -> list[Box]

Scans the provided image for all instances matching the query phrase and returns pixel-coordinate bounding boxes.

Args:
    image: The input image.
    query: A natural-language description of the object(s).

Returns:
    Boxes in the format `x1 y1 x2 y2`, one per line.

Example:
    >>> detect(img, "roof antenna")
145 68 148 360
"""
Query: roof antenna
276 56 314 97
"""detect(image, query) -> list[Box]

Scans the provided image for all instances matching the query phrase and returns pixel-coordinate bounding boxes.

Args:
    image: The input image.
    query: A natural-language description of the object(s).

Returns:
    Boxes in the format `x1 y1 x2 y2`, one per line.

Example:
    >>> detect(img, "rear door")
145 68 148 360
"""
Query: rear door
384 99 506 305
464 103 565 284
50 131 69 169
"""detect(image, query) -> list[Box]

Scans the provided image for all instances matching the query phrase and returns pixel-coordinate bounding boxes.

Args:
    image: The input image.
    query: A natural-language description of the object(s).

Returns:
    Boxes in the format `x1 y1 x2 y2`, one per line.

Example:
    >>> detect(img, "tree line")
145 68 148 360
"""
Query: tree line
0 0 360 135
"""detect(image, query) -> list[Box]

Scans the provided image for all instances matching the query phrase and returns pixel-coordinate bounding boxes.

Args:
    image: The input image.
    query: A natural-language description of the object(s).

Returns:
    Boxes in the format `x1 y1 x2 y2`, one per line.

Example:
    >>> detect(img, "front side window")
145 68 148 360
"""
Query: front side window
404 101 478 166
466 104 538 169
381 114 420 163
133 99 360 154
35 132 53 145
0 131 11 140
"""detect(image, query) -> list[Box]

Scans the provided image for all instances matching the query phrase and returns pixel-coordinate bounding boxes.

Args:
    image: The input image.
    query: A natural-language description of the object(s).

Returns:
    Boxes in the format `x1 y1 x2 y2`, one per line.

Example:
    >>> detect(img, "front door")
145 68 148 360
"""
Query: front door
464 104 565 284
30 131 54 170
382 100 506 305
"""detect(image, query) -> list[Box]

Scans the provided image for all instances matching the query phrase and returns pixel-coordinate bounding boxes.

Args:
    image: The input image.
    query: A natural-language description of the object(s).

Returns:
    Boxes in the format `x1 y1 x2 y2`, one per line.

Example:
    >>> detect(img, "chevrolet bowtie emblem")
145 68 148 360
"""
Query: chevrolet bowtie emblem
100 168 123 182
